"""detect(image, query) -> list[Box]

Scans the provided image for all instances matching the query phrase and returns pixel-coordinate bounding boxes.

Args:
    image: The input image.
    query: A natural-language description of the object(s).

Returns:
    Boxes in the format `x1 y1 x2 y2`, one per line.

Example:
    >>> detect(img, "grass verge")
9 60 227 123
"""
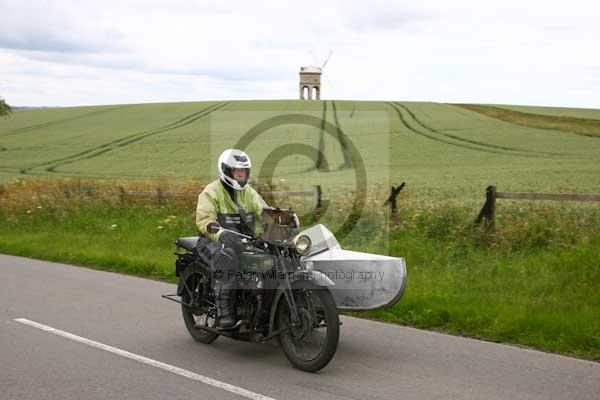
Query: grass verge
1 179 599 361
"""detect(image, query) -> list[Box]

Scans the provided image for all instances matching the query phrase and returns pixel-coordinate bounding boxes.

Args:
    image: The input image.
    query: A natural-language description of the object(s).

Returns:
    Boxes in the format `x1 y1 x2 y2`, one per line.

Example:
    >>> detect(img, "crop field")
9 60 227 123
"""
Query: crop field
2 100 600 205
2 100 600 359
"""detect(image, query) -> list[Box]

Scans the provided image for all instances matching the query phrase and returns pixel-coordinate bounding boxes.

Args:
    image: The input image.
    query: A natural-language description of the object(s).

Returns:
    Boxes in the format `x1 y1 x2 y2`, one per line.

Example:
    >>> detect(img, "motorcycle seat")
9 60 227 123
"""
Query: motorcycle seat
175 236 200 251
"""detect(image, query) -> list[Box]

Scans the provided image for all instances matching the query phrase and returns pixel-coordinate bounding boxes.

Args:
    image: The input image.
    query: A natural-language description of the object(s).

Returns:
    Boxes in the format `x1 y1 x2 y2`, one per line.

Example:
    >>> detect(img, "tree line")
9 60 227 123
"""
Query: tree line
0 96 12 117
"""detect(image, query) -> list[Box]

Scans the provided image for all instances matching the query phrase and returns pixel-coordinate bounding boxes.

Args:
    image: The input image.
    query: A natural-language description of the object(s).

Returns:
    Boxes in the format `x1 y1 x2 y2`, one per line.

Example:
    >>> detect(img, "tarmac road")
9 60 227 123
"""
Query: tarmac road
1 254 599 400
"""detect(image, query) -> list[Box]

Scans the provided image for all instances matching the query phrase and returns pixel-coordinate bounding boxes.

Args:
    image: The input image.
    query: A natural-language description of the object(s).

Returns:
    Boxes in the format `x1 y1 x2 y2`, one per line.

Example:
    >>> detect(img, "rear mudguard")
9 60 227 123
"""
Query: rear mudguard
267 270 334 334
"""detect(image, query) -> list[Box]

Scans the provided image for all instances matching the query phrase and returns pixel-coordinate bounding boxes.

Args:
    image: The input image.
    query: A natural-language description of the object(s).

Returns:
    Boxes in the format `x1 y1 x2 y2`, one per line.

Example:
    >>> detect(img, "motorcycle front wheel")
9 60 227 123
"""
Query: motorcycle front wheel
181 273 219 344
276 280 340 372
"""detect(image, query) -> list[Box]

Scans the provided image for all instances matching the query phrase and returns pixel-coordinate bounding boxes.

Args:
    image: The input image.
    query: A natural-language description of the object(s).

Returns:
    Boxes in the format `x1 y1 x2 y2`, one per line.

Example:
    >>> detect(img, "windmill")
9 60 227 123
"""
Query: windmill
299 51 333 100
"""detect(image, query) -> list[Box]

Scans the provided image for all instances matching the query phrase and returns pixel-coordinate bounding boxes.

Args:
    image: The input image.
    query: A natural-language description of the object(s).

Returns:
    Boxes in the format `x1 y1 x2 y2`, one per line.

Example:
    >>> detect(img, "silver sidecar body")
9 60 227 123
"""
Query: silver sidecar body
299 224 407 311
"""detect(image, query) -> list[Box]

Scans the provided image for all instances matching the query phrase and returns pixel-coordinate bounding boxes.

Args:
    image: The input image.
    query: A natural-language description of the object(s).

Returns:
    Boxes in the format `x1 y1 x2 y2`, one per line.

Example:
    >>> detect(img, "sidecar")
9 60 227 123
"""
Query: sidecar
298 224 407 311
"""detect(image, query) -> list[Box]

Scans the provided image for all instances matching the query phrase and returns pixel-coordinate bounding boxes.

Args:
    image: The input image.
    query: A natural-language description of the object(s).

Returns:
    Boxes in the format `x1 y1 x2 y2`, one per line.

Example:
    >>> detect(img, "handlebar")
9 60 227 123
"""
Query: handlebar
210 223 294 250
217 227 254 240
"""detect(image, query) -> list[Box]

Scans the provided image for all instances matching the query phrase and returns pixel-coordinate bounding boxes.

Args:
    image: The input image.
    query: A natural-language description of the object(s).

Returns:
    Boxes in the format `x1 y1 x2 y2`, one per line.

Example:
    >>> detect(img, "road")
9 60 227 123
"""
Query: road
1 254 599 400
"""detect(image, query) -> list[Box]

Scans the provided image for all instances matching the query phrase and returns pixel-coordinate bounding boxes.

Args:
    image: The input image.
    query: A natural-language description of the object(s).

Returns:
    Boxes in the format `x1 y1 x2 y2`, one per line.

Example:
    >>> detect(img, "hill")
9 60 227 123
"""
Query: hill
1 100 599 202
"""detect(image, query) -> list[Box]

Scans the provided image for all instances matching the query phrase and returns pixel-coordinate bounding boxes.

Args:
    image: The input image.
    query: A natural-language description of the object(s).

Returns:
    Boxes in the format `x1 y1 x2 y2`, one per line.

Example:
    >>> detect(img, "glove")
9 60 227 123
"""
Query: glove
218 231 244 254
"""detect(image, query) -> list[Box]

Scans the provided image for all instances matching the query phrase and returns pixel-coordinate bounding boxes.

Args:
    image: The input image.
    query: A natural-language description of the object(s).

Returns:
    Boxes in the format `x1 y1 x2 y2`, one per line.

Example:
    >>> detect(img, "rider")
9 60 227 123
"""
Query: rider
195 149 268 330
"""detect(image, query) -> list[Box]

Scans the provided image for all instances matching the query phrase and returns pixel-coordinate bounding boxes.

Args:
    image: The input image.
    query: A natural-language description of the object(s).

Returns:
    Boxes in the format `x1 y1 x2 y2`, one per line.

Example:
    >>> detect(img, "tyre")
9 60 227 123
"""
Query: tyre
276 280 340 372
181 273 219 344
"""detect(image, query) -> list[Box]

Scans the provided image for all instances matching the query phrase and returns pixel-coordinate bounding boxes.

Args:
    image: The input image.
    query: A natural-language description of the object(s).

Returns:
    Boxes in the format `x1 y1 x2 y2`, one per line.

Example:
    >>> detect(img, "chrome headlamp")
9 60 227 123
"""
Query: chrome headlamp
292 234 312 255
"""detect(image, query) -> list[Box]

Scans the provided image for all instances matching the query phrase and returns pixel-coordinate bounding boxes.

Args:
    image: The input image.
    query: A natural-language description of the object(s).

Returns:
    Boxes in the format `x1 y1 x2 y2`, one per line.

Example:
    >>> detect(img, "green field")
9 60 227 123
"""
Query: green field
1 100 600 360
2 100 600 204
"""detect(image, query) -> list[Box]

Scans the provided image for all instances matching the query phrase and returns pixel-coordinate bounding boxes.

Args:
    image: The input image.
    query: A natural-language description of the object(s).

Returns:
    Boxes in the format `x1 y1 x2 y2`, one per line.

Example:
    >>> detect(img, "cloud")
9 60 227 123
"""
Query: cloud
0 0 126 53
0 0 599 108
11 48 291 83
341 1 430 31
0 34 97 53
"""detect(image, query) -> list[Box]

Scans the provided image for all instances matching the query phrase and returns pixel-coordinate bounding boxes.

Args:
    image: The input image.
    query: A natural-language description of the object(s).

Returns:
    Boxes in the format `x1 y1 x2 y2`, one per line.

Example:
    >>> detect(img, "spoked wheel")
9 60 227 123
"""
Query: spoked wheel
181 273 219 344
276 280 340 372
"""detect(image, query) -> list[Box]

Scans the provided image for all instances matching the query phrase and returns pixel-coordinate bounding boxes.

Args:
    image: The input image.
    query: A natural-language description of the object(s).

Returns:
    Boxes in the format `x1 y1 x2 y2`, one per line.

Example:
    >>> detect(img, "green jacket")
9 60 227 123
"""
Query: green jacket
196 179 268 242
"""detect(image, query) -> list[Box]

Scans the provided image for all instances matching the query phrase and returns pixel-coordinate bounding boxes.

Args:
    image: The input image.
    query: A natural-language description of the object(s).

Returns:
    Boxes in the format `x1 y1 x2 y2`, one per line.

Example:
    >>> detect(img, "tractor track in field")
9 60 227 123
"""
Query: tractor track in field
301 100 328 173
314 100 327 171
18 102 228 175
0 106 125 137
331 101 353 169
394 103 570 157
0 166 22 174
387 102 575 158
387 102 529 156
0 164 199 181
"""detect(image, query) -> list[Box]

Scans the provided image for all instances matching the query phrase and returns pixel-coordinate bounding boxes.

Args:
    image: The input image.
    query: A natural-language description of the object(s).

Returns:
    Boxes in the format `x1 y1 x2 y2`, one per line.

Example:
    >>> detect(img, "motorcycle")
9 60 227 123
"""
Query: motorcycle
163 208 408 372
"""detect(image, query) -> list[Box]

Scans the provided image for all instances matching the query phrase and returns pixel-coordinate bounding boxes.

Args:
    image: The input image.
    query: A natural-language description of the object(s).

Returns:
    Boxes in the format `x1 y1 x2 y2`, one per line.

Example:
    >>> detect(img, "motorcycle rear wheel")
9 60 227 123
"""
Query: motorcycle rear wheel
181 274 219 344
276 280 340 372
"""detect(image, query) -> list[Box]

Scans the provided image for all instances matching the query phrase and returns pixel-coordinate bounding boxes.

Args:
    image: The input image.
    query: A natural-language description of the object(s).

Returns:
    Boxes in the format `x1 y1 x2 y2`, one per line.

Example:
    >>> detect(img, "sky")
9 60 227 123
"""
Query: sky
1 0 599 108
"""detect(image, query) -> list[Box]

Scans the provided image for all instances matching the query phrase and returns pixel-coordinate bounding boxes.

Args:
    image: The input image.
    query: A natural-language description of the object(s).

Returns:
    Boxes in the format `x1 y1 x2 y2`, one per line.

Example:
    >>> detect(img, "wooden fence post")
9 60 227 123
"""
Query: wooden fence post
156 187 164 205
475 187 600 231
487 185 496 231
313 185 322 210
384 182 406 218
119 186 126 204
475 185 496 231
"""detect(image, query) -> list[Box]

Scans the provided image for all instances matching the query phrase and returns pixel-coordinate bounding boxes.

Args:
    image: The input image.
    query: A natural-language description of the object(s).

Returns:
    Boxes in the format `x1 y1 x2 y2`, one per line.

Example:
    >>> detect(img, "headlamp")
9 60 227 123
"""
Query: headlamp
292 234 312 255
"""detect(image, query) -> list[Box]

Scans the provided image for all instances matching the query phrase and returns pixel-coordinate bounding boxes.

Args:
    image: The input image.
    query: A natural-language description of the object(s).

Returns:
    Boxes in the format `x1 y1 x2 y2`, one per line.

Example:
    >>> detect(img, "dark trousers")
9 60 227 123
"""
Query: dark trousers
194 236 241 289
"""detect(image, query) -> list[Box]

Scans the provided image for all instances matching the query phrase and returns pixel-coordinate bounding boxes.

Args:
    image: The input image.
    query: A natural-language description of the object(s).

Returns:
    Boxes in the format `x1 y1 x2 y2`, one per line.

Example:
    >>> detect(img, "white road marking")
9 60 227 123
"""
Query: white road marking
14 318 277 400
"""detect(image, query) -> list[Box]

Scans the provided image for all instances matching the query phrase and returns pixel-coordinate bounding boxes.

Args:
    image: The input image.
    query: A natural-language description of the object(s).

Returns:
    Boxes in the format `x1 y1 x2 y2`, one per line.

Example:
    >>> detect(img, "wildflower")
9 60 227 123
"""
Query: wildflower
110 224 118 229
36 205 42 209
26 210 32 214
157 225 164 230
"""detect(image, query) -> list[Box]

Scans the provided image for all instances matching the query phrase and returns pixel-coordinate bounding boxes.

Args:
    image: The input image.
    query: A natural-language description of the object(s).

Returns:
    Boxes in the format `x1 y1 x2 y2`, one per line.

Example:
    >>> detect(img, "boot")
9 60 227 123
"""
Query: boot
215 281 237 330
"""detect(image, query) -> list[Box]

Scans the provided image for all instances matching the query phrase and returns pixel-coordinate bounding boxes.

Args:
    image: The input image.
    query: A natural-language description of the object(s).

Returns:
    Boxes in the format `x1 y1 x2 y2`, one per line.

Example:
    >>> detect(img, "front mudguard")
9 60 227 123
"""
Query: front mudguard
267 270 334 334
176 261 211 296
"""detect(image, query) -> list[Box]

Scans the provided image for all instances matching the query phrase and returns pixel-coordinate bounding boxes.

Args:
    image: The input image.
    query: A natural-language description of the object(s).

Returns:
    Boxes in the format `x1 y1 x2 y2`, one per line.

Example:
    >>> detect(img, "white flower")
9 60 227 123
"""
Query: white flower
36 206 42 209
157 225 164 230
161 215 177 224
26 210 32 214
110 224 118 229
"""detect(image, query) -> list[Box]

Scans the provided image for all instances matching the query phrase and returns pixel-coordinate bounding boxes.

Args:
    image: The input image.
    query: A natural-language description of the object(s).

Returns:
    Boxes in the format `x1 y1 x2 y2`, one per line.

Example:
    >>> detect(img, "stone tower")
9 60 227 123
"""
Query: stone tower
299 66 322 100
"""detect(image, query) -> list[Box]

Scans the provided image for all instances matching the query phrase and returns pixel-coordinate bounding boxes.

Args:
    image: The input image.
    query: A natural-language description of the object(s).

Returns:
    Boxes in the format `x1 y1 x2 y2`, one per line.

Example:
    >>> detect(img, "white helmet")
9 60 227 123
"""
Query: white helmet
217 149 252 191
